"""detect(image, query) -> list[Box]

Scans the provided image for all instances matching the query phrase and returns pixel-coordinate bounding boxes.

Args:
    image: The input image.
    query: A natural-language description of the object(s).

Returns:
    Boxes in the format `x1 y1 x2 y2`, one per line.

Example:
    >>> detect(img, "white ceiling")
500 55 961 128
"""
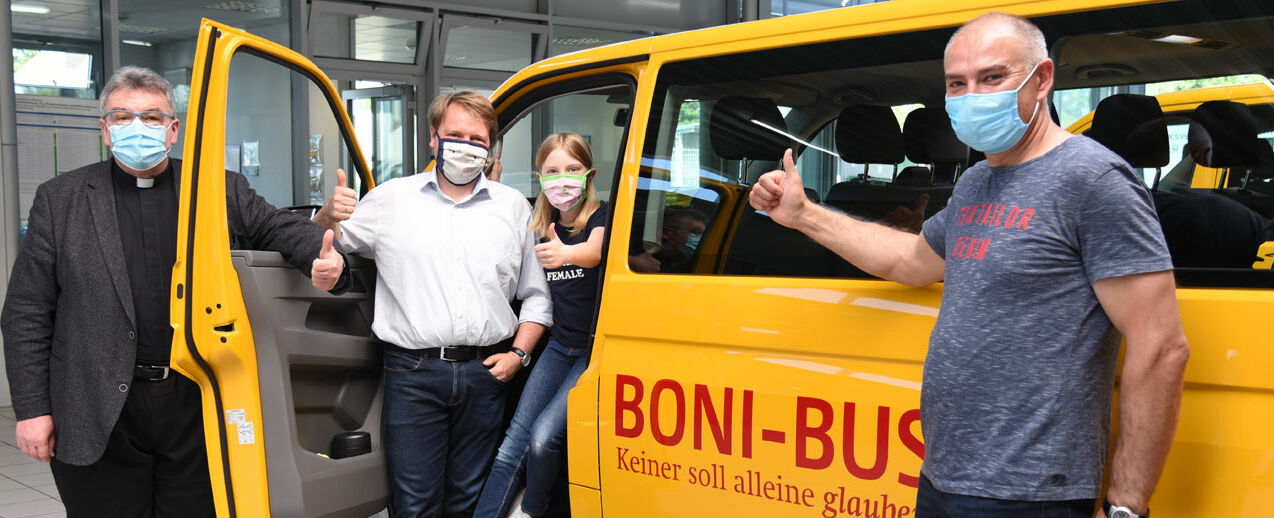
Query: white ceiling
10 0 292 43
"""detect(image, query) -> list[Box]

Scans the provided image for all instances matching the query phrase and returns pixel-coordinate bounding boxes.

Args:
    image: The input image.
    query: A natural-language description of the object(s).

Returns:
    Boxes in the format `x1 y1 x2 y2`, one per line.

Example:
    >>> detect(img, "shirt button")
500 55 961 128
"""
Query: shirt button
128 331 136 340
119 384 129 392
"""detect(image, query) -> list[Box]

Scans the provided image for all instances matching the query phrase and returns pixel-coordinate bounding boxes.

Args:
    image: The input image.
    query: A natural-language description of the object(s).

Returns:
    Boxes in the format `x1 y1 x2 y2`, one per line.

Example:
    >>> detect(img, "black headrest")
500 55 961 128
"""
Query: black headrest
896 166 932 187
1191 101 1264 169
1087 94 1169 168
708 96 788 161
836 104 904 165
902 107 967 165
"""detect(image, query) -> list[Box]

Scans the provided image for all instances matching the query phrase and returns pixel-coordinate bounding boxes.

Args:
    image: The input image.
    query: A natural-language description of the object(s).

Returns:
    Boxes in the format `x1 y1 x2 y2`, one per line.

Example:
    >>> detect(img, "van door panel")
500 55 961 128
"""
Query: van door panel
232 251 387 517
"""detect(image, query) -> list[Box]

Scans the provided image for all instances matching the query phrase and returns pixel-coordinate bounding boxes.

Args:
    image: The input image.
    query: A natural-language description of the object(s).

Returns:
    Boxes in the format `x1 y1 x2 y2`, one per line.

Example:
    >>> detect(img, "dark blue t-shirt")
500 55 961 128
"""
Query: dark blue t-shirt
545 201 608 348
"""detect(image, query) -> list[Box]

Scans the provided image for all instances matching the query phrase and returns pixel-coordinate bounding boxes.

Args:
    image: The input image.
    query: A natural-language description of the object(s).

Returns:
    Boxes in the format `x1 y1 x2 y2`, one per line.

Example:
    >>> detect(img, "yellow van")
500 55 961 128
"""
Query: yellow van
172 0 1274 516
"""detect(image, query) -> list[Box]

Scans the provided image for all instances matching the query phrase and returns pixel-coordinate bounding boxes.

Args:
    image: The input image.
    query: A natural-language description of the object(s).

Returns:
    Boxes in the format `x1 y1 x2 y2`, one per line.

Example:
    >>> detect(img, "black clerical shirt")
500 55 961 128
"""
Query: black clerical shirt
111 160 179 365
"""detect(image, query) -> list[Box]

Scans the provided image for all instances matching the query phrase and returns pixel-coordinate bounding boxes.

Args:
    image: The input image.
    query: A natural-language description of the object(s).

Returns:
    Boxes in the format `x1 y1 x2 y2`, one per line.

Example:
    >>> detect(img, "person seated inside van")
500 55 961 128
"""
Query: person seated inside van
629 207 708 273
1154 122 1274 268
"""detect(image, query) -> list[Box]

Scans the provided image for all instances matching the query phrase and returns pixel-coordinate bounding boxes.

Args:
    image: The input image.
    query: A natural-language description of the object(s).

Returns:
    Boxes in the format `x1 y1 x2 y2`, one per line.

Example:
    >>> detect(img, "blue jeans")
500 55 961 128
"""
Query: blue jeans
916 474 1096 517
382 344 507 518
474 338 591 517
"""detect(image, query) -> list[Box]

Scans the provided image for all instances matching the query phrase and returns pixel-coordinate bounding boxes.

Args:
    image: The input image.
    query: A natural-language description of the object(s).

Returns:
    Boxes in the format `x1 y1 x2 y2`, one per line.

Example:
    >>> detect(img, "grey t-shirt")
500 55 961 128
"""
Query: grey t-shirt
919 136 1172 501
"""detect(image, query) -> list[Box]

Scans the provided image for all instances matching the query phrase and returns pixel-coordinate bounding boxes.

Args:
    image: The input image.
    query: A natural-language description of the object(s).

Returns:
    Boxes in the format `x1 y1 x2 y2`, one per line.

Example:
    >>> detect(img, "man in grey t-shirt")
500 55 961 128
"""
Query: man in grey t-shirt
749 12 1189 518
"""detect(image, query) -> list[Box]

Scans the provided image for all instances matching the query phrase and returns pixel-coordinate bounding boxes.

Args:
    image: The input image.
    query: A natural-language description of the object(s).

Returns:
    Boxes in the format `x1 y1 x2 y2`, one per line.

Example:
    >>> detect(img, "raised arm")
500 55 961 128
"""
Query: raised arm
1093 270 1190 517
748 149 944 286
312 168 356 240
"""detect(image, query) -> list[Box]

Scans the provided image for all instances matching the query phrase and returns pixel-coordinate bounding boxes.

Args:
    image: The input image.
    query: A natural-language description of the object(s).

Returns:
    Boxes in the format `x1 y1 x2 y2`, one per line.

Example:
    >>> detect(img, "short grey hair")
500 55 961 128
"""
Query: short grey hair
99 66 177 117
945 12 1048 67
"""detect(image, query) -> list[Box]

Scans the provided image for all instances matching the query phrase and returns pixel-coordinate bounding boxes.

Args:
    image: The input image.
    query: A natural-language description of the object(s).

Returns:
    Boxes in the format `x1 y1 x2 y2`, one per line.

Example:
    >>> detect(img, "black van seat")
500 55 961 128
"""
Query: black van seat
835 104 904 167
1086 93 1169 169
894 167 932 187
708 96 789 161
902 107 967 184
1192 100 1265 171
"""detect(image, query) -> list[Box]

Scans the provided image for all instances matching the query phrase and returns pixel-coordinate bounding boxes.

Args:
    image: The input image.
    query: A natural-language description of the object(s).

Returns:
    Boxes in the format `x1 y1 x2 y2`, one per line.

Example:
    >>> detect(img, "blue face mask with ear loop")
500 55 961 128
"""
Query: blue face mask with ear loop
944 62 1043 154
109 118 172 171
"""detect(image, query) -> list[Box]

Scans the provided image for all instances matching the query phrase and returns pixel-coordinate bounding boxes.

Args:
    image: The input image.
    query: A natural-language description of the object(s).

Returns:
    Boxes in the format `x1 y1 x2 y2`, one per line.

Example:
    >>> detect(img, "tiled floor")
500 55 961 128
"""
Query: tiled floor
0 406 64 517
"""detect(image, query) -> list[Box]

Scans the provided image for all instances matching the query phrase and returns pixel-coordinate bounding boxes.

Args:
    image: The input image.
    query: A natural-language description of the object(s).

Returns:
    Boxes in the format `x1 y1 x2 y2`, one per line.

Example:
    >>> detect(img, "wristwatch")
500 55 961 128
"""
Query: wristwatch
1104 499 1147 518
510 348 531 367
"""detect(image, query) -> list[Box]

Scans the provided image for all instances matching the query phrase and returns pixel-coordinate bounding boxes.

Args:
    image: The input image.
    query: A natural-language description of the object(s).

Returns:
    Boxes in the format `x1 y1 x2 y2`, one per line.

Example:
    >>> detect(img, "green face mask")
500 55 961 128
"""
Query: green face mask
539 170 592 211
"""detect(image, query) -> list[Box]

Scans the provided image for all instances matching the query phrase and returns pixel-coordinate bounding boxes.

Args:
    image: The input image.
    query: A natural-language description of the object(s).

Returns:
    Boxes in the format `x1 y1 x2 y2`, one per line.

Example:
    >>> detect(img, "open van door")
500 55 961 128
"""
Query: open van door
171 19 385 517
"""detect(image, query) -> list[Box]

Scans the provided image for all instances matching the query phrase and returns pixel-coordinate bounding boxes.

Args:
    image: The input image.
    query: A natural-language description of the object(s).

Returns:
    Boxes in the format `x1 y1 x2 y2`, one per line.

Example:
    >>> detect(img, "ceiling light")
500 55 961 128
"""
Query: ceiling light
123 40 152 47
11 4 51 14
1151 34 1203 45
120 24 167 34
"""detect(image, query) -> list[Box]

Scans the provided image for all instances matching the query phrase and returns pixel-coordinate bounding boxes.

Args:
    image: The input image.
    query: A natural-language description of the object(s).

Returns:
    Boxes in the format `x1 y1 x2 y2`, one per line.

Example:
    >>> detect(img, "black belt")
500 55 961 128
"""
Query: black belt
382 341 503 362
134 364 171 381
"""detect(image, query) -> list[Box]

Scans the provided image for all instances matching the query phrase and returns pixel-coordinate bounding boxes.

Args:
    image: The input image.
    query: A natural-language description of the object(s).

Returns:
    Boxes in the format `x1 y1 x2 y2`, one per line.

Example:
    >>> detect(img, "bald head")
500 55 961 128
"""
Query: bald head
945 12 1048 68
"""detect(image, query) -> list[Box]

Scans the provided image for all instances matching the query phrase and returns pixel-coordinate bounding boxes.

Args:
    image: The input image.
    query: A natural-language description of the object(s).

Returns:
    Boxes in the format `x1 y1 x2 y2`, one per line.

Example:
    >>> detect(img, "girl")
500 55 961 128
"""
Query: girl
476 132 607 517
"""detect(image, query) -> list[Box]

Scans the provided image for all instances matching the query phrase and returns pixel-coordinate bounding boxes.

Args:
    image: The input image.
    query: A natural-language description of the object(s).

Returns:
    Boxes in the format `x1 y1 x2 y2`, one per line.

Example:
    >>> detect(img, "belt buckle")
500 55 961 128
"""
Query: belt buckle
439 347 462 362
138 365 170 381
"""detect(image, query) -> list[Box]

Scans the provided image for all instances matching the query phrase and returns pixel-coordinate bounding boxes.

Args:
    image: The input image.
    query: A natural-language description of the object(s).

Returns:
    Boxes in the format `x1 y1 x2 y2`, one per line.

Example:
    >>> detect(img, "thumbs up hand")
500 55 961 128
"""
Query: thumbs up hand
313 168 357 229
310 230 345 290
534 223 570 269
748 149 810 229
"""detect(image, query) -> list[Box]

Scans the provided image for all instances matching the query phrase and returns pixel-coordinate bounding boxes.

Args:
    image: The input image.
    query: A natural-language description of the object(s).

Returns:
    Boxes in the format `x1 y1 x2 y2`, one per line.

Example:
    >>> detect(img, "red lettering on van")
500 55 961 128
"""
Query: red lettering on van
897 409 924 488
694 385 733 455
651 379 686 446
615 374 644 438
796 397 834 469
843 403 888 480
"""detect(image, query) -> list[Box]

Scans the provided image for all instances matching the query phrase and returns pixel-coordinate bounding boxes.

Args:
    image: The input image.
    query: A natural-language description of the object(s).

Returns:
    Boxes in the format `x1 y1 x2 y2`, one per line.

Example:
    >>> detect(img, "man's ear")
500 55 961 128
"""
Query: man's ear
1034 59 1056 104
167 119 181 148
100 119 113 147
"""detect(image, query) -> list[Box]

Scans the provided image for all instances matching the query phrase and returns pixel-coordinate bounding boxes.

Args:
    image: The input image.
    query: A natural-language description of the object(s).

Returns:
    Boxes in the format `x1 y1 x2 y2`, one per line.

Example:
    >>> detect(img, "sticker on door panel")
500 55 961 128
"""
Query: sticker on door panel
237 421 256 445
226 408 246 424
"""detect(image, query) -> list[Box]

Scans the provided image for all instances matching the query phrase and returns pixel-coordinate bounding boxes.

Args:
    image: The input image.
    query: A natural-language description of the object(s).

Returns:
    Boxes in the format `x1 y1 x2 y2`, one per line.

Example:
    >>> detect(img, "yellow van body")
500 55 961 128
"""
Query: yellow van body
174 1 1274 516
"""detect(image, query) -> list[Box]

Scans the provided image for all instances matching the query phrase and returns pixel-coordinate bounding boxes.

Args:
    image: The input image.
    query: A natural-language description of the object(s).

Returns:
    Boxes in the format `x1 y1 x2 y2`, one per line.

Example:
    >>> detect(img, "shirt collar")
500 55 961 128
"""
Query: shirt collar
421 168 491 204
111 160 174 189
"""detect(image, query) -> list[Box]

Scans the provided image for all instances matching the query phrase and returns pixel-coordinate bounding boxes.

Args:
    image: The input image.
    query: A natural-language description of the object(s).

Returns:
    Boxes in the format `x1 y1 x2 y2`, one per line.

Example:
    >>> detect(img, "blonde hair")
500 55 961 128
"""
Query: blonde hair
427 91 498 144
530 132 601 239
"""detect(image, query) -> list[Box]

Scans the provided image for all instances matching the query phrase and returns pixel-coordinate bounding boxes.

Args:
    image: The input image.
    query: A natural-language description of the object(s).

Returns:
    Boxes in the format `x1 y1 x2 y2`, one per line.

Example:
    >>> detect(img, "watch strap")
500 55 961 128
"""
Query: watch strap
511 348 530 366
1103 499 1147 518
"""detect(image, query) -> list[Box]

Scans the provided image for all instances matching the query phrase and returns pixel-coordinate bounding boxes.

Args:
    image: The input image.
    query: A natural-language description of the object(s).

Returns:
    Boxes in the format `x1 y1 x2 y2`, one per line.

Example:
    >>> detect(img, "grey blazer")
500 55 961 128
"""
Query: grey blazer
2 158 334 466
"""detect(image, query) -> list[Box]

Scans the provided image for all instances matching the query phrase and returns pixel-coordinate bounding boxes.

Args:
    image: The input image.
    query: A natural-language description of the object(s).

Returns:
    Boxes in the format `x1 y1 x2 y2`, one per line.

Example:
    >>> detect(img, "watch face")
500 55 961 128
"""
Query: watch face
1111 509 1133 518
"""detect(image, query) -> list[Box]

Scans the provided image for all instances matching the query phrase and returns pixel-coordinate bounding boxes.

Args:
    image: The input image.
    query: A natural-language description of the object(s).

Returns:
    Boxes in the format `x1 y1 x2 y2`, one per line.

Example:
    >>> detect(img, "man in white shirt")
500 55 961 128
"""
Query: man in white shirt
314 91 551 517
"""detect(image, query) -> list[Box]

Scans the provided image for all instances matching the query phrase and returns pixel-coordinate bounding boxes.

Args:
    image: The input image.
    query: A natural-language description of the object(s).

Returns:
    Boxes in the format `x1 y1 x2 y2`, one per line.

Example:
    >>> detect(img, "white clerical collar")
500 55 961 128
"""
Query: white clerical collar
136 177 155 188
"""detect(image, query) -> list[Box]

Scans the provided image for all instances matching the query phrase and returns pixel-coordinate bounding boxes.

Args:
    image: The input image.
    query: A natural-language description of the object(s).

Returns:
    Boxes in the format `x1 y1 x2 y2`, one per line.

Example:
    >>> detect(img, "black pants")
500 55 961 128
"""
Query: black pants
50 373 215 518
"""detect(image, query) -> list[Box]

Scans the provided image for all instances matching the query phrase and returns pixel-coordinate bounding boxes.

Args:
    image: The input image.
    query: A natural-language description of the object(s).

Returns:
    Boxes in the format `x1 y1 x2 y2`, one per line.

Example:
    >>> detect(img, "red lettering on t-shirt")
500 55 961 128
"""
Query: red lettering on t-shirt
1017 208 1034 230
1004 206 1020 228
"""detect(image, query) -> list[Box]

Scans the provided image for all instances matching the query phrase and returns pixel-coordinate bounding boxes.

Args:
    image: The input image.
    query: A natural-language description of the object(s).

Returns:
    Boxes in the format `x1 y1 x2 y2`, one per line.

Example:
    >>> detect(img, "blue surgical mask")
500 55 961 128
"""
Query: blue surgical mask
109 119 171 171
681 234 702 257
944 62 1043 154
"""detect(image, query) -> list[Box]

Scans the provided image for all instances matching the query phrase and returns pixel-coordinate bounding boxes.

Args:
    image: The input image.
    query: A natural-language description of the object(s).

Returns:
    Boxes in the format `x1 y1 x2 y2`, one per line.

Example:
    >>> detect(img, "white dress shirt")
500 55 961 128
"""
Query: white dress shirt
338 170 552 349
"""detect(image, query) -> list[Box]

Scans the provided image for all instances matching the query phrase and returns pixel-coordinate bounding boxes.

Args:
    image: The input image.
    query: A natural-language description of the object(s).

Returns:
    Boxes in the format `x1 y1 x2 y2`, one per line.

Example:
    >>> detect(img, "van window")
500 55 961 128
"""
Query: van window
628 27 955 278
499 82 633 200
628 1 1274 287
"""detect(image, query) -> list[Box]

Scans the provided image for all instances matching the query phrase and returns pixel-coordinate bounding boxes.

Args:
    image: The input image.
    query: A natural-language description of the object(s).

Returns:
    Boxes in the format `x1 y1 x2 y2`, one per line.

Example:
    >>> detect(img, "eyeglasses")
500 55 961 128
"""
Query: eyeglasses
103 109 174 128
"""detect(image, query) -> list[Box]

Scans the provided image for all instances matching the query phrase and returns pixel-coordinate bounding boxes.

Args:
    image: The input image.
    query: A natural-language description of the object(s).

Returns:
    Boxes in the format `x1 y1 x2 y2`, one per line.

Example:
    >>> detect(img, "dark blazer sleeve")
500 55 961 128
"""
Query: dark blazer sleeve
2 183 58 420
224 172 350 293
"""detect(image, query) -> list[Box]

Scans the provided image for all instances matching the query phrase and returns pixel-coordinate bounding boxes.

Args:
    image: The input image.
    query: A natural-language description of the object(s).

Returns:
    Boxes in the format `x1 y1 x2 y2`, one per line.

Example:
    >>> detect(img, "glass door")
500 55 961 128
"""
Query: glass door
343 85 415 188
